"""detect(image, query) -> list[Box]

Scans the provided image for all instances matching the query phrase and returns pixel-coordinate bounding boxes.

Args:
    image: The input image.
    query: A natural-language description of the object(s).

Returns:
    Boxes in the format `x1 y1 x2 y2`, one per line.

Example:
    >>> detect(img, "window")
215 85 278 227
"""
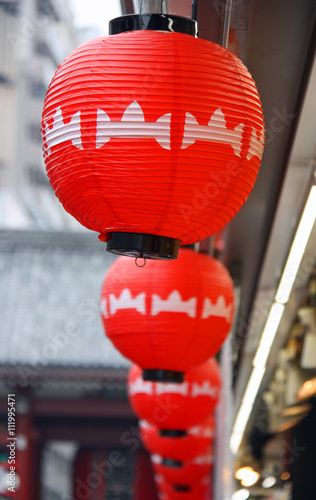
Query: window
28 166 49 187
30 80 47 100
0 2 19 16
28 124 42 144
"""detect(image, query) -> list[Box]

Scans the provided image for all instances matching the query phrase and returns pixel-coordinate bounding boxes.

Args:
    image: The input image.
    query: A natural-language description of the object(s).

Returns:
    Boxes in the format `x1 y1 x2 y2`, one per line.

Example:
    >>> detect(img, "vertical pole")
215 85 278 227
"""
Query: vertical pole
214 337 235 500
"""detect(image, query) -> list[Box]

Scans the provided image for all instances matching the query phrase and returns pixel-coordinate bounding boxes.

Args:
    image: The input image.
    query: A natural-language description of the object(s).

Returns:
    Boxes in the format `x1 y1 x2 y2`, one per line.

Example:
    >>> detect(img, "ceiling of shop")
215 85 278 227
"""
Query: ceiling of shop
122 0 316 446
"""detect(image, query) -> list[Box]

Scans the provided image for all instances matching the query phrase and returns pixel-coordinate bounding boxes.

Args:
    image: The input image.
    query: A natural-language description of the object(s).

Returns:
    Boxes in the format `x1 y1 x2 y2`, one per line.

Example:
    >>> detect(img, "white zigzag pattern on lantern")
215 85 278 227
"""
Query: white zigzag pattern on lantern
189 424 215 439
100 298 108 318
201 296 232 322
139 420 151 430
151 454 162 465
152 453 213 466
154 474 164 484
155 382 189 396
43 107 82 157
96 101 171 150
109 289 146 316
182 108 244 156
130 378 218 399
104 289 231 321
43 101 263 159
192 454 214 465
248 126 265 160
151 291 197 318
129 376 153 396
191 381 219 398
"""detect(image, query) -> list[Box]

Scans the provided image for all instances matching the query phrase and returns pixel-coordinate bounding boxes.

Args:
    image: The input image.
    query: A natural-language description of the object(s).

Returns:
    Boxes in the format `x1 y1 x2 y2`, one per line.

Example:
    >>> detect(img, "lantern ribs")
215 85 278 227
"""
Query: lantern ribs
43 101 264 160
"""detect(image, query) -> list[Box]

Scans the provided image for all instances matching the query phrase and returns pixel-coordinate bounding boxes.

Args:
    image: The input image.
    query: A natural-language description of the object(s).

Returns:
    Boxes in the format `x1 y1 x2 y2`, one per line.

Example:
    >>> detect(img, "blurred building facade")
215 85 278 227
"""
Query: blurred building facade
0 0 81 230
0 229 138 500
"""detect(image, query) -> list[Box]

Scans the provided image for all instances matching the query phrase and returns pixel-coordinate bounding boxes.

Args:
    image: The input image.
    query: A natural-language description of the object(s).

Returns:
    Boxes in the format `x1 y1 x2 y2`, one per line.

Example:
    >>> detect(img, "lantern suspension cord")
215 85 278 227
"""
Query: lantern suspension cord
139 0 166 17
139 0 144 25
191 0 198 21
221 0 233 49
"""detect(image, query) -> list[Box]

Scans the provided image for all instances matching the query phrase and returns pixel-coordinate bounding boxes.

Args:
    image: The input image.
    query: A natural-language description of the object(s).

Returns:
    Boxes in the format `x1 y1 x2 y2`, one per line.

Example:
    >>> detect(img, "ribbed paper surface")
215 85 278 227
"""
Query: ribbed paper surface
100 248 235 372
127 359 221 431
42 31 265 244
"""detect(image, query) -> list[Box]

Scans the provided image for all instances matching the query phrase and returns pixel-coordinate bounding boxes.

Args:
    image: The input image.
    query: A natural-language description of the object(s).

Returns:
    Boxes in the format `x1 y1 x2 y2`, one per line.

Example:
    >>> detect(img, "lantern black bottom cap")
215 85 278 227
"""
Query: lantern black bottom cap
109 14 198 37
142 369 184 383
106 232 180 260
159 430 187 438
162 458 183 468
174 485 191 493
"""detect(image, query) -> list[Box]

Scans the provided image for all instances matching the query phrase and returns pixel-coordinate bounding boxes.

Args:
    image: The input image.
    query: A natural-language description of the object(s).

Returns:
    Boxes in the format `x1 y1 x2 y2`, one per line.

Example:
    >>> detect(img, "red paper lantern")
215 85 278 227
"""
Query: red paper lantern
41 13 264 260
140 416 215 461
127 359 221 431
100 248 234 382
152 453 213 485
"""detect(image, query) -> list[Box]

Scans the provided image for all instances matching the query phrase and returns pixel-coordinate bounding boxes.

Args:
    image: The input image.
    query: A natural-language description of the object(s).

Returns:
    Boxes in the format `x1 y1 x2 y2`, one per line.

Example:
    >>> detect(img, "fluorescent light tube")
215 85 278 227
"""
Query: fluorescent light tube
275 186 316 304
253 302 285 368
231 366 265 453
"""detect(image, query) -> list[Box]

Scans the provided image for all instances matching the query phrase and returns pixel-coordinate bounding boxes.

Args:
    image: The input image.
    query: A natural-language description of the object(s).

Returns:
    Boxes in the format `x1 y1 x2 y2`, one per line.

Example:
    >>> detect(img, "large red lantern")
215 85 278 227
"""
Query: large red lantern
100 248 234 382
140 416 215 461
41 13 264 260
127 359 221 431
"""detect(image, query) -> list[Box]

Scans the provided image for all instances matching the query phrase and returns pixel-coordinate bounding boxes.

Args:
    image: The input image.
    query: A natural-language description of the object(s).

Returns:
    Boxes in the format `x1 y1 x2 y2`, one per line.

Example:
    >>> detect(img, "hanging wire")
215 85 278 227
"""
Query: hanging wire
191 0 198 21
221 0 233 48
140 0 166 16
139 0 144 25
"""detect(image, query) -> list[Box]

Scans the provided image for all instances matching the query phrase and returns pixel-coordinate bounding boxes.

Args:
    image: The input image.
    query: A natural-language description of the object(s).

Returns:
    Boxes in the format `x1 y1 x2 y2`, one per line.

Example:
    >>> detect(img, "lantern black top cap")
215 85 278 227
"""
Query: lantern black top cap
109 14 198 37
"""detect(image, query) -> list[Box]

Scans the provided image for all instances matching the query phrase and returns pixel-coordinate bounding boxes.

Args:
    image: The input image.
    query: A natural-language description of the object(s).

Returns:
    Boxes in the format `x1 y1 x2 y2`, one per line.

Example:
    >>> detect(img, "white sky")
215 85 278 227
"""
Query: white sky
70 0 122 36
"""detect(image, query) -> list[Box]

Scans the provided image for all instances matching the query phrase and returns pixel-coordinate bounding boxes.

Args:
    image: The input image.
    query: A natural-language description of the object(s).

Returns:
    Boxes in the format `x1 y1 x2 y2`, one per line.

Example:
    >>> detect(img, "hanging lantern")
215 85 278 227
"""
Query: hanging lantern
127 359 221 431
152 452 213 485
41 13 264 261
140 416 215 461
100 248 234 382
